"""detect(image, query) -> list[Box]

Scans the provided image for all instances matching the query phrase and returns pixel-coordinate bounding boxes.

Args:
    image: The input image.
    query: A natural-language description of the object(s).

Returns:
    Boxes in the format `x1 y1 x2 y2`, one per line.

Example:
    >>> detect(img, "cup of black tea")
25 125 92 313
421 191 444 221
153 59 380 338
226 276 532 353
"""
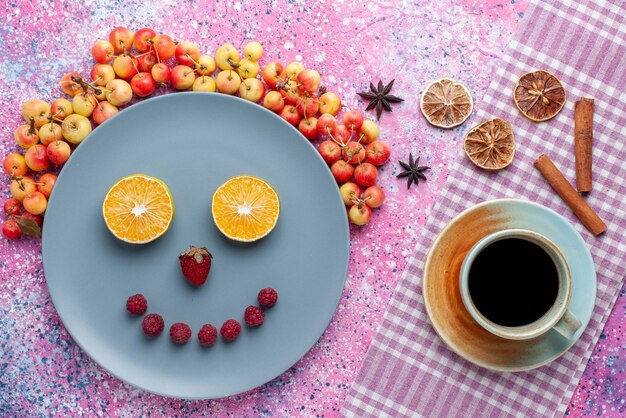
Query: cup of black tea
459 229 582 340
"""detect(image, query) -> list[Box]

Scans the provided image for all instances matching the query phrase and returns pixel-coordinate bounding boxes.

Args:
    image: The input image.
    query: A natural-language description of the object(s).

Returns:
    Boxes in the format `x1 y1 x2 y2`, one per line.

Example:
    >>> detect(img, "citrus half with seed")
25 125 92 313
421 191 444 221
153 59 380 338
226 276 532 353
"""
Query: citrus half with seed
420 78 473 128
513 70 566 122
212 175 280 242
102 174 174 244
463 118 515 170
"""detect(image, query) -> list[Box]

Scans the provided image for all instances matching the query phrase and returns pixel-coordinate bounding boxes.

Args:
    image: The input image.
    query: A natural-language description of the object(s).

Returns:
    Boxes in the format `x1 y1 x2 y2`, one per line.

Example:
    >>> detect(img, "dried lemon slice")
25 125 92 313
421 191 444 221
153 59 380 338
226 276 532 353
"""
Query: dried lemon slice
420 78 473 128
513 70 566 122
212 175 280 242
464 118 515 170
102 174 175 244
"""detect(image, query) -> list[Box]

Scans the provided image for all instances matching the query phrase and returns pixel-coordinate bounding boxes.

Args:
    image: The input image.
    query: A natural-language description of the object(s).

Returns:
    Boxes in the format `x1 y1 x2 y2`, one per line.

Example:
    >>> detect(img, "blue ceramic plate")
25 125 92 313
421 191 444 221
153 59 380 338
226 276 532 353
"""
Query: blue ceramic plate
42 93 350 398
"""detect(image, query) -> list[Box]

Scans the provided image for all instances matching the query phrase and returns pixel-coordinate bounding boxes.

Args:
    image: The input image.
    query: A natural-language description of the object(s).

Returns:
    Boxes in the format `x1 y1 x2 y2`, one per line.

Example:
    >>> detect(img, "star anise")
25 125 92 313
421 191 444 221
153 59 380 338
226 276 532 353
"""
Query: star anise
357 79 404 120
397 153 430 189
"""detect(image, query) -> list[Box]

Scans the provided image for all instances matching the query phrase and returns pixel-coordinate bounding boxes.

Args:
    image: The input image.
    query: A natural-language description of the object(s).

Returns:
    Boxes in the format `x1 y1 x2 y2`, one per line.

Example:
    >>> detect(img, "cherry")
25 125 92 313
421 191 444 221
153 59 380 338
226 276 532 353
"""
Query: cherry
2 219 22 240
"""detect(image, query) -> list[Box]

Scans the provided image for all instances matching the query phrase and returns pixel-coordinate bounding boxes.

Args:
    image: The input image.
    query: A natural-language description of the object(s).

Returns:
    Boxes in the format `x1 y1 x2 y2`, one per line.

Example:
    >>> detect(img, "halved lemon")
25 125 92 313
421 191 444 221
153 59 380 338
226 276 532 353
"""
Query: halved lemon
102 174 174 244
212 175 280 242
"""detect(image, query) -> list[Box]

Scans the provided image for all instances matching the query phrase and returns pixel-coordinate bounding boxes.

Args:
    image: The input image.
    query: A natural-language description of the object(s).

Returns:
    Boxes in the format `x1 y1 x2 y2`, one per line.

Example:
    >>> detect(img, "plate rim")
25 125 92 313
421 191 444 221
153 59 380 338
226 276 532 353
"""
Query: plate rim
41 92 350 399
422 198 596 372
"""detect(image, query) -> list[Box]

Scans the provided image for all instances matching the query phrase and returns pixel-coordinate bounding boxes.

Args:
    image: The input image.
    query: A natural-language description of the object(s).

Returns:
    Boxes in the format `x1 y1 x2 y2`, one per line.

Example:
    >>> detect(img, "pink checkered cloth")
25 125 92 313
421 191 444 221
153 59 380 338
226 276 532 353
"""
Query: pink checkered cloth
341 1 626 417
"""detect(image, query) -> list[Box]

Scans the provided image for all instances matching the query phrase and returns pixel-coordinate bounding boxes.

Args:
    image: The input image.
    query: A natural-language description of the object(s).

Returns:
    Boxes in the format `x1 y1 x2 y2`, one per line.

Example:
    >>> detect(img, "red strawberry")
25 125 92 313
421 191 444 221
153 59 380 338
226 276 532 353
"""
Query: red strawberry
179 245 212 286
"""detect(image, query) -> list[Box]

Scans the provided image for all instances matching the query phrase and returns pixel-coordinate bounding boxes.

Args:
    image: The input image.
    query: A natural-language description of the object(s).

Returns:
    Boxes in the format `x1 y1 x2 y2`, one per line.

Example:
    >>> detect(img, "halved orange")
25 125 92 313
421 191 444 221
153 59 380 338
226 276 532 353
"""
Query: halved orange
102 174 174 244
420 78 473 128
212 175 280 242
513 70 566 122
464 118 515 170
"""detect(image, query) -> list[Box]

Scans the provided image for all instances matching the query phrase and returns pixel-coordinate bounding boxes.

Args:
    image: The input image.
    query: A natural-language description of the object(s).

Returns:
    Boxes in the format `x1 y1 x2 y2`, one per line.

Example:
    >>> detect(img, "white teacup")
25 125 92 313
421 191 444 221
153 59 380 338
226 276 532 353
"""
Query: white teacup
459 229 582 340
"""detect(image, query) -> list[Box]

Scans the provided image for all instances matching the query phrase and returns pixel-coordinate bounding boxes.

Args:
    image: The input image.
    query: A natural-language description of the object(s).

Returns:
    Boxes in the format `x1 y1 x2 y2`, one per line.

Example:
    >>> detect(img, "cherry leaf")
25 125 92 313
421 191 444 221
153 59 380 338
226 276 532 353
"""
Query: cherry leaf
16 217 42 238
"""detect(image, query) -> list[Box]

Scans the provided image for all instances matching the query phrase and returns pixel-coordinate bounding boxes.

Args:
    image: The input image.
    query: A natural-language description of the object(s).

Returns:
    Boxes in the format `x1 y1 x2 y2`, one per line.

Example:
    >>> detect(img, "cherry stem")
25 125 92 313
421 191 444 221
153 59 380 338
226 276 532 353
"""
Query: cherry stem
195 66 208 76
186 56 210 77
28 117 36 135
15 177 27 191
86 93 98 107
301 96 309 119
325 127 343 146
130 57 140 74
227 58 240 70
353 198 366 209
151 42 161 63
186 54 200 67
69 75 101 96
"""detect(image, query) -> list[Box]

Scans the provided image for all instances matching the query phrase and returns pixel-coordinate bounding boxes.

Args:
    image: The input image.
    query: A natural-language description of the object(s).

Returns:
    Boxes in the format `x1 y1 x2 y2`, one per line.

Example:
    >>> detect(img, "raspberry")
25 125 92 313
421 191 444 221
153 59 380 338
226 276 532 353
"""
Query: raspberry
244 306 265 327
198 324 218 347
220 319 241 341
142 313 164 337
169 322 192 344
126 294 148 315
257 288 278 308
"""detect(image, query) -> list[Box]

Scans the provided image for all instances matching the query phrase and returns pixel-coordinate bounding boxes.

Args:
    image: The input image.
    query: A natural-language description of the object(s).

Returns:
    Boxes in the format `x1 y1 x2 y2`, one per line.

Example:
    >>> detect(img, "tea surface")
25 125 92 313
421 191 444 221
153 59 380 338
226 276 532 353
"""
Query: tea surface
469 238 559 327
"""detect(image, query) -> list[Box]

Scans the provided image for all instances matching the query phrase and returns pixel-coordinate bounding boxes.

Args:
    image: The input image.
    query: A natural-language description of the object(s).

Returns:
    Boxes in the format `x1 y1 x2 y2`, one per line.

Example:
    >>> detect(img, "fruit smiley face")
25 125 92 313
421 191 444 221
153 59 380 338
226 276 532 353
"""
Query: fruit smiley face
124 237 279 346
104 174 280 346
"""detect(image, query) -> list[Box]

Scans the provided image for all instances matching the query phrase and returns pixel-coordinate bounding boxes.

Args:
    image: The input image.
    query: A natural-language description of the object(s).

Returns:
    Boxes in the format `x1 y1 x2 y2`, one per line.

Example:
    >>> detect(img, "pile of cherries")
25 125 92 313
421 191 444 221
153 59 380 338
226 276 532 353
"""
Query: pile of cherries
2 26 391 240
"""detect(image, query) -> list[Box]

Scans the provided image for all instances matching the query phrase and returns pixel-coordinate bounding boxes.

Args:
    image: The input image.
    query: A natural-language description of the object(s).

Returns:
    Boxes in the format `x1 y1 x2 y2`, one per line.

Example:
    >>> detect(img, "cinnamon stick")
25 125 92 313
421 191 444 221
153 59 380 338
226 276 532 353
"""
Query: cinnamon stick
574 98 593 193
534 154 606 236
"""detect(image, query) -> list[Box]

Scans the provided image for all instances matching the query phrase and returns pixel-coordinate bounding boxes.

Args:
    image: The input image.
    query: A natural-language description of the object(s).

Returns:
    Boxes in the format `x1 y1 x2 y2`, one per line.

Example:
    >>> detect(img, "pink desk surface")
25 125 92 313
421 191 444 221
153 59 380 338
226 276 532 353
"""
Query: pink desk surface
0 1 623 416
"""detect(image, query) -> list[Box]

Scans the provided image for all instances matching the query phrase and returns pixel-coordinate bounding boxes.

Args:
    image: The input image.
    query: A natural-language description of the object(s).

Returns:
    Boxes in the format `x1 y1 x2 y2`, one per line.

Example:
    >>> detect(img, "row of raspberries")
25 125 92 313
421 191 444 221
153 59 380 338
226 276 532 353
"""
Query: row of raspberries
126 288 278 345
